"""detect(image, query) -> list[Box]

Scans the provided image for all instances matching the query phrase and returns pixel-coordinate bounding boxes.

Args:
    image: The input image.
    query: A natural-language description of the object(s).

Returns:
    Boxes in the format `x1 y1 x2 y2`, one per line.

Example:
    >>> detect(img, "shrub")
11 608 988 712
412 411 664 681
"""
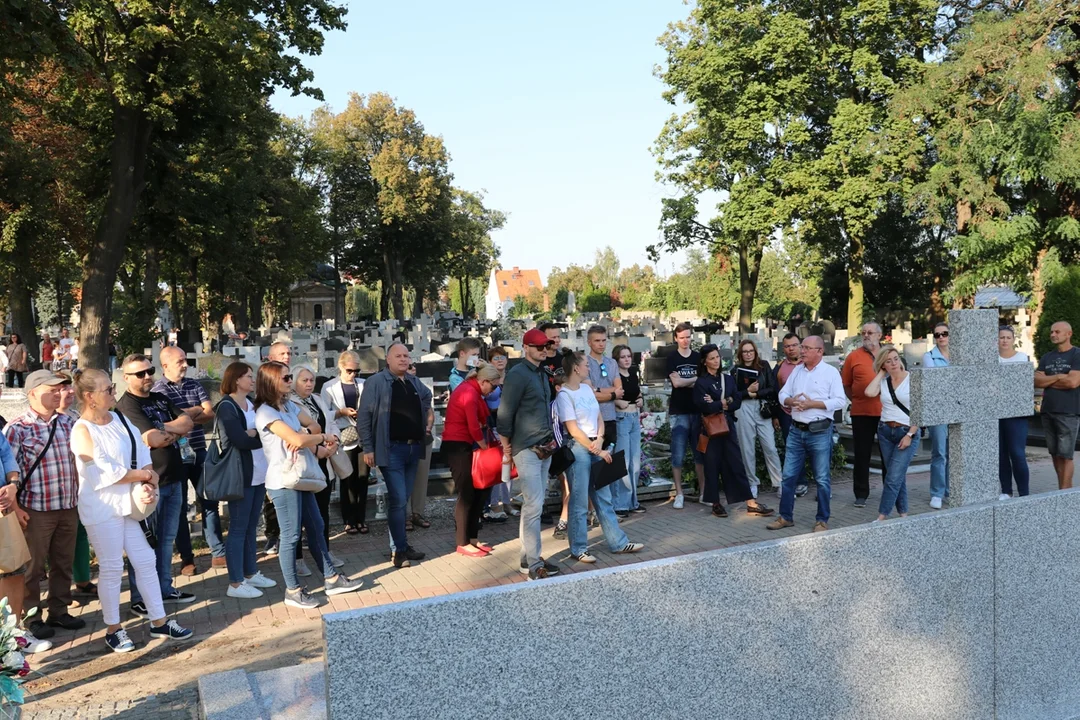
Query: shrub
1034 264 1080 358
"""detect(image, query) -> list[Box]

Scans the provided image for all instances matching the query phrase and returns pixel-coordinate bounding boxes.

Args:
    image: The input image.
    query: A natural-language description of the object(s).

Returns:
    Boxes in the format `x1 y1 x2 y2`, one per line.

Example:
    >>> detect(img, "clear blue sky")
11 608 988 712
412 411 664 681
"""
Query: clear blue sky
270 0 693 284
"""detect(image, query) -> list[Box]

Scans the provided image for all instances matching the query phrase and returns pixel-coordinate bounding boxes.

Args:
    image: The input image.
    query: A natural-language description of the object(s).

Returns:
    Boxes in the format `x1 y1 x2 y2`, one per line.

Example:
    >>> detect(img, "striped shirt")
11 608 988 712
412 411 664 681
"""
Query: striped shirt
152 377 210 451
3 410 78 512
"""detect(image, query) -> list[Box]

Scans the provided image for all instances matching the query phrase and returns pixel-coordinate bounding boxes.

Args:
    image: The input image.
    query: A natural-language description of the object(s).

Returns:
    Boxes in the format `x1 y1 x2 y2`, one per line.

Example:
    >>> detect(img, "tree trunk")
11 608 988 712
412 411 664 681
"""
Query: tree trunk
78 104 152 370
170 270 180 329
378 280 390 321
55 267 65 329
736 238 763 338
8 256 37 366
182 254 199 329
847 230 865 333
1031 247 1049 337
461 277 472 318
412 285 424 318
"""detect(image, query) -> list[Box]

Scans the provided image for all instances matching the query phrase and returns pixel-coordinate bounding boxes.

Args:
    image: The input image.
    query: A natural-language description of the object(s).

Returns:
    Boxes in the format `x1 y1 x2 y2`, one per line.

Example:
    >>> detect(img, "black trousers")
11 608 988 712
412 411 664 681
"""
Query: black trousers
851 414 882 500
338 446 369 527
702 432 754 506
446 441 490 547
5 370 25 387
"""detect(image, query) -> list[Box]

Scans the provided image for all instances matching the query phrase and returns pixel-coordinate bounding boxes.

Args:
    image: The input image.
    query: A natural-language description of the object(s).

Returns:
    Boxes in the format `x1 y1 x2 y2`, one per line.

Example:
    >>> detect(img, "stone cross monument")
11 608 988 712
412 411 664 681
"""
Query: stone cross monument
909 309 1034 507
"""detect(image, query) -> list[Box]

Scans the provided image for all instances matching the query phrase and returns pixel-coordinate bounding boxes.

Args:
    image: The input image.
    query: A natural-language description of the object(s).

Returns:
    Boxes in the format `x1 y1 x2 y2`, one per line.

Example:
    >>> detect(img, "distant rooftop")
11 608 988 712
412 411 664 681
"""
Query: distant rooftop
975 285 1027 309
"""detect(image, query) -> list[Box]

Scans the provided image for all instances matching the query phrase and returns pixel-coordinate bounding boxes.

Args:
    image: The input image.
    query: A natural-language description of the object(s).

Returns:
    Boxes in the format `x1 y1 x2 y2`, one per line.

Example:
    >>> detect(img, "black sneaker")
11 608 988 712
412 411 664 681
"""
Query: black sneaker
552 521 567 540
711 503 728 518
46 612 86 630
391 552 411 569
615 510 630 519
105 628 135 653
162 589 196 604
630 506 647 514
26 619 55 640
519 559 560 576
404 546 425 561
148 619 194 642
129 602 148 618
853 498 867 508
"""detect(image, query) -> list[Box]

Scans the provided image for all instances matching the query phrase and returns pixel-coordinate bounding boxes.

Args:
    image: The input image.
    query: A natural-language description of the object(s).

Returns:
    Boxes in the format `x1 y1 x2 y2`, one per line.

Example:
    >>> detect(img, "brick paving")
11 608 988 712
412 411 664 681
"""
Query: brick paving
20 453 1061 718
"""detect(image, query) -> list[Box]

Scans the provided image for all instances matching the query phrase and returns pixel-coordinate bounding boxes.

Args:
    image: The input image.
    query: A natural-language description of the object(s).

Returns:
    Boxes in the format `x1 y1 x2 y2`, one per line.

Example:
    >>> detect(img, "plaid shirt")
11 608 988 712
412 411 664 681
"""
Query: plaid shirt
3 410 78 512
152 376 210 451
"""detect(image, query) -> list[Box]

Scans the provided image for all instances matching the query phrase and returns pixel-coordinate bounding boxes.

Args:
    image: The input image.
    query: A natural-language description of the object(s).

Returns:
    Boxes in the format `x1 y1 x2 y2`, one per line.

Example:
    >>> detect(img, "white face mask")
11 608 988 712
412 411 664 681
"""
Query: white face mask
465 355 478 368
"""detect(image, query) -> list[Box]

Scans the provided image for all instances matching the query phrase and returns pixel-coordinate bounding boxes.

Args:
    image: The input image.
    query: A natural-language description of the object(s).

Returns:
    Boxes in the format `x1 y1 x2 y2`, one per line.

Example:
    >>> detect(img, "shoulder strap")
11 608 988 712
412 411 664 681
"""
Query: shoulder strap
886 376 910 417
117 413 139 470
20 417 59 501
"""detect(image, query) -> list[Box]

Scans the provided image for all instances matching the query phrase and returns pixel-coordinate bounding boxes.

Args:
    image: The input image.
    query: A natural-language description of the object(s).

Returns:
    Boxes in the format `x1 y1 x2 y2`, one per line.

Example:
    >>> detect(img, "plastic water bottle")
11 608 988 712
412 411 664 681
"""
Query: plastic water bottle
178 436 196 465
501 460 512 485
373 468 388 520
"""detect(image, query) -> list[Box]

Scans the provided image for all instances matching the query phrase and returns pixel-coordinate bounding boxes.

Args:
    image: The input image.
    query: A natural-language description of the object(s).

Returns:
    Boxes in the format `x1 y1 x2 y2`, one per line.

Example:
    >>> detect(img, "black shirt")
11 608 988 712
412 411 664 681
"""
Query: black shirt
116 391 184 485
389 376 424 442
667 349 700 415
620 368 641 405
540 351 568 390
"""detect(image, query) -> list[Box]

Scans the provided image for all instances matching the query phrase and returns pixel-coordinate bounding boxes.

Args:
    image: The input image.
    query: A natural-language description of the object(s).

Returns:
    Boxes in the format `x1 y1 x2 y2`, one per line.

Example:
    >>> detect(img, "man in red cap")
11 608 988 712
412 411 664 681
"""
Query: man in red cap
497 329 561 580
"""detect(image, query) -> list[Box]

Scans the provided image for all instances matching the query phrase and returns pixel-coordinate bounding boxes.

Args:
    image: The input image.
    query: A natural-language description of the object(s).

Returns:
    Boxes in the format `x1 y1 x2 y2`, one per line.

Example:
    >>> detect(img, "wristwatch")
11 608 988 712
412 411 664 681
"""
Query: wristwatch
906 430 917 438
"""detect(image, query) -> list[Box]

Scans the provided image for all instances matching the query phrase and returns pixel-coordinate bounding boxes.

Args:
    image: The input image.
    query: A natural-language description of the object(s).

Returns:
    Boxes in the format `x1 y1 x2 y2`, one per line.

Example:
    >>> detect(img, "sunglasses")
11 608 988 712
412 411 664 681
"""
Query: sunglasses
934 331 949 339
100 384 116 394
281 374 294 382
600 365 609 378
125 368 156 379
342 368 359 375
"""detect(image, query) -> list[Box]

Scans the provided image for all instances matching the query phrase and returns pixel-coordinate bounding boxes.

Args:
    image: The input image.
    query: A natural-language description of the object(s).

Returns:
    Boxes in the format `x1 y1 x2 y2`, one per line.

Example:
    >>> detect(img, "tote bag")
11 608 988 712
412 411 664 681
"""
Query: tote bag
0 510 31 573
199 399 246 503
117 413 159 521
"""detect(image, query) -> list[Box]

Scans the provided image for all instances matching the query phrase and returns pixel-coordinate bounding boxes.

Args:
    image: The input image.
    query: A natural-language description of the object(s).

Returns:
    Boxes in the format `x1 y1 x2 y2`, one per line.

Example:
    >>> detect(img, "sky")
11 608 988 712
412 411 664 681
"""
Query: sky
270 0 694 284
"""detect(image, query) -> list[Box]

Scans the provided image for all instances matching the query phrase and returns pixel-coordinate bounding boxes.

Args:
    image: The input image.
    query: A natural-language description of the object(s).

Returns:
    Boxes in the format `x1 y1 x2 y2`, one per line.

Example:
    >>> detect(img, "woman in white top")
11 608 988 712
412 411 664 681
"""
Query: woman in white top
69 369 193 652
864 347 920 520
216 362 277 599
256 361 360 609
320 350 370 535
998 325 1031 498
555 351 643 564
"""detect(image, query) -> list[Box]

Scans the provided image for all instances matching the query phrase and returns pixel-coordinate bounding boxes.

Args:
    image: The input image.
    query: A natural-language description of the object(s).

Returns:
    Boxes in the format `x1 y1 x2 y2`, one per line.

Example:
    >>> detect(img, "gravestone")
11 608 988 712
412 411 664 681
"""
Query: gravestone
908 309 1034 507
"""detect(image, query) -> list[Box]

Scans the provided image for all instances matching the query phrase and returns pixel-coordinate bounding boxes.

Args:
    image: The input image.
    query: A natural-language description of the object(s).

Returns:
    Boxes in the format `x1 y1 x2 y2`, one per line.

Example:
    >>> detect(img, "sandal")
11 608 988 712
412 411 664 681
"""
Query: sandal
405 518 414 531
345 525 360 535
73 582 98 598
413 514 431 529
359 523 369 535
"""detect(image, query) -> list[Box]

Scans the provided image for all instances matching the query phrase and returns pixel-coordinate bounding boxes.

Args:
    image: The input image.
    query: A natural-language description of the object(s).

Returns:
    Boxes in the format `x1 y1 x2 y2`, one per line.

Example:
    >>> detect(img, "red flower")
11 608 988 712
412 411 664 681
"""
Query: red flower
18 660 30 676
15 636 27 649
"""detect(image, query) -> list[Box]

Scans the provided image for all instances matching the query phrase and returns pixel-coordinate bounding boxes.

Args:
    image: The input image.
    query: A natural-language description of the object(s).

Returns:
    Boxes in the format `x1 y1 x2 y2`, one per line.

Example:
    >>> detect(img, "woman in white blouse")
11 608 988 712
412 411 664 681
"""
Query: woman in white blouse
998 325 1030 499
69 369 193 653
864 347 920 520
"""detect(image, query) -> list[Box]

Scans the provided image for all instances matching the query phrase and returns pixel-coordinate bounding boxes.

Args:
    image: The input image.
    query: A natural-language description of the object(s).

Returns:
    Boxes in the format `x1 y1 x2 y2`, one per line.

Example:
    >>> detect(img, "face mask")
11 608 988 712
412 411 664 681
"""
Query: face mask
466 356 478 368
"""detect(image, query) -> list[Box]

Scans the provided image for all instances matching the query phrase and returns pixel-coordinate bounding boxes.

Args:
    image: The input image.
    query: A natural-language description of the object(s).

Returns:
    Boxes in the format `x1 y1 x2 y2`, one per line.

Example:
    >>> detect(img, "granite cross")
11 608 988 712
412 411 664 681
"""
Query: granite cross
909 308 1034 506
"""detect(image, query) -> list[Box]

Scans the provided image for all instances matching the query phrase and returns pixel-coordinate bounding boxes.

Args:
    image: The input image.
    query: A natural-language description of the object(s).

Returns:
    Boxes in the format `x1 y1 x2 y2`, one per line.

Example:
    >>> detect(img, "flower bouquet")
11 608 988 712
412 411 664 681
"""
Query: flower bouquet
1 597 31 719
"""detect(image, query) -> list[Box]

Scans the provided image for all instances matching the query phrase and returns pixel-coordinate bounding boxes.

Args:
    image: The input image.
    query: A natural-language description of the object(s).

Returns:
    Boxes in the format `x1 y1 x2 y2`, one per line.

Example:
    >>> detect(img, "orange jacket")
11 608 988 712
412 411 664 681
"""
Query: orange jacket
841 346 882 416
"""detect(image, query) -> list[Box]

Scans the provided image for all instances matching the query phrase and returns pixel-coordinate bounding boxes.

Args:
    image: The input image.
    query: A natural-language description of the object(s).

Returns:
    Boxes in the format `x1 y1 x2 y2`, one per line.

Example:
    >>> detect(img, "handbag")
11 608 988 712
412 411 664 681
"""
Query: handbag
548 444 575 478
280 447 328 493
338 381 361 446
328 445 354 479
0 510 31 574
471 446 505 490
701 412 730 437
118 413 159 521
199 399 245 503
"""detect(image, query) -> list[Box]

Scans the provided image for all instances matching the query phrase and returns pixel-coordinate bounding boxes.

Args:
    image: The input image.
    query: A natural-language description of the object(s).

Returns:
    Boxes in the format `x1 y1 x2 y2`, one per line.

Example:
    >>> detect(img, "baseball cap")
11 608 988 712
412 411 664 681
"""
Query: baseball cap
522 329 552 348
25 370 69 393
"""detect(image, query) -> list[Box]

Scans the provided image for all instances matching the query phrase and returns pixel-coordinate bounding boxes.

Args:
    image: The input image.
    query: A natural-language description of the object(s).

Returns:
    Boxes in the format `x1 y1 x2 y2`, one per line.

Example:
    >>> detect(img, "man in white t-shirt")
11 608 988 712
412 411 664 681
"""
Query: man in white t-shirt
767 335 846 533
56 328 74 368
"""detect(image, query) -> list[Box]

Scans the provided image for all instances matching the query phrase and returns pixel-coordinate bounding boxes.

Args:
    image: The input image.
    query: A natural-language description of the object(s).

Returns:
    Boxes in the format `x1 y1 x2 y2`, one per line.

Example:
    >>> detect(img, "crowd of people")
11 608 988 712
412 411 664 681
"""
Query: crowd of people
0 318 1076 653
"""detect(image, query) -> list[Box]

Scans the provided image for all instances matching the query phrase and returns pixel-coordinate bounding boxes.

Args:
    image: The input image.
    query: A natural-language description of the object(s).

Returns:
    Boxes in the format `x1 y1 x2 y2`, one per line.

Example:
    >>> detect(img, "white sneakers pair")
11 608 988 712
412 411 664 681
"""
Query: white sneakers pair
226 572 278 599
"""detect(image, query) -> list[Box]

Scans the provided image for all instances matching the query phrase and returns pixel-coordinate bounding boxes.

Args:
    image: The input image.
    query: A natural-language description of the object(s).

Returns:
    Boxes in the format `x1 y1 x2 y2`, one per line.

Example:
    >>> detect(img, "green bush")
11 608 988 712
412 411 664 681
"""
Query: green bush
653 421 672 445
1034 264 1080 358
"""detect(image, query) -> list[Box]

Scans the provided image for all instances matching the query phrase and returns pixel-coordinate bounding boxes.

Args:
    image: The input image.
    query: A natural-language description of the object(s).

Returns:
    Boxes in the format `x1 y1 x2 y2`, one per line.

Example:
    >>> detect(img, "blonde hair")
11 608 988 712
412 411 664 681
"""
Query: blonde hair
337 350 360 370
469 361 502 384
873 346 902 374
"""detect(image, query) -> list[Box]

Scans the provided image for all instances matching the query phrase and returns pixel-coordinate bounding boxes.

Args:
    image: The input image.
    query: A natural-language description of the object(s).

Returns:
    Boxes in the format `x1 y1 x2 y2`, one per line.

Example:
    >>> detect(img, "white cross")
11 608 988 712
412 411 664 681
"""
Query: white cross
909 309 1034 506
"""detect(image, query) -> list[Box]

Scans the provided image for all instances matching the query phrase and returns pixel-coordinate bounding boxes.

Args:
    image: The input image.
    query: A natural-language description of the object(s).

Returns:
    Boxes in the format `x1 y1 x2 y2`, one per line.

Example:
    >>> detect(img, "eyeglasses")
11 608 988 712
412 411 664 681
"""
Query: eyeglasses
281 374 293 382
741 349 756 354
934 331 949 339
100 384 116 394
125 368 156 379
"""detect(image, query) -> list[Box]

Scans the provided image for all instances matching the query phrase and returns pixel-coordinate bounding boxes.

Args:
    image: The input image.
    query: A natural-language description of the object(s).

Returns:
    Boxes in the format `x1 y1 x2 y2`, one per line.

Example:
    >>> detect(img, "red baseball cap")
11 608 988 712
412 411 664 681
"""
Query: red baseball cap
522 328 551 348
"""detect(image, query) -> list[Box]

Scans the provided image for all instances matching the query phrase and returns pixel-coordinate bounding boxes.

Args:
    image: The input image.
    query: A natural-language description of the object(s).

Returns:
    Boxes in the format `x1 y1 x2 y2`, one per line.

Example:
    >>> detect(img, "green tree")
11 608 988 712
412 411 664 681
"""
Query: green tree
444 189 505 319
1034 258 1080 358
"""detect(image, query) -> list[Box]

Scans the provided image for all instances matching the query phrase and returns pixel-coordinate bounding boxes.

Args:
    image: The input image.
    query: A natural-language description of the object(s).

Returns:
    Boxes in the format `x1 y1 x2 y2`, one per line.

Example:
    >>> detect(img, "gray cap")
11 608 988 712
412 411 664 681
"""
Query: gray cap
24 369 69 393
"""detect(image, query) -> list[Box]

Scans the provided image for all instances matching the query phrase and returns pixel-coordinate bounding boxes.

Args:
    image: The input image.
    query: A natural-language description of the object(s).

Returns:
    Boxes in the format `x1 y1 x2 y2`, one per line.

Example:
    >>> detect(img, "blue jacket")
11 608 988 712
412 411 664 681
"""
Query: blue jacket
357 369 433 466
922 347 950 368
0 433 17 485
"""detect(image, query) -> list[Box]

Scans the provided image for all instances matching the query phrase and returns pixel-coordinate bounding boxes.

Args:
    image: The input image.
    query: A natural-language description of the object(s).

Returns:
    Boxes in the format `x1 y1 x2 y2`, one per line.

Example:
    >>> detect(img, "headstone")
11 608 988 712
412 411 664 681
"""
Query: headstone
908 309 1034 507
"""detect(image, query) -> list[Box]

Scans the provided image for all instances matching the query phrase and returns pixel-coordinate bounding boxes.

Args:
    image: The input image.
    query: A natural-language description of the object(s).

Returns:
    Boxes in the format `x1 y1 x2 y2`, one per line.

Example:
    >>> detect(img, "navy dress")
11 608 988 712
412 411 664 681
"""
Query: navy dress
693 372 754 506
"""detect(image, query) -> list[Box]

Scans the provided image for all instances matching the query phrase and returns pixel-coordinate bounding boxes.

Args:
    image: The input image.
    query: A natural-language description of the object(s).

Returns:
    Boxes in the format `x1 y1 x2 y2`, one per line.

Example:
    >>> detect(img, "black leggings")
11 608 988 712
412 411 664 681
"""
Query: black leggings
5 370 24 388
339 446 369 527
446 441 490 547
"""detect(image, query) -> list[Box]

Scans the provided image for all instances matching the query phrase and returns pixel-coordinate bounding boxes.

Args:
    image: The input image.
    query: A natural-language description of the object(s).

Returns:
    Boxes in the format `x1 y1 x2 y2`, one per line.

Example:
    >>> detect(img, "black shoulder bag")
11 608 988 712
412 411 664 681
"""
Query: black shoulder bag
886 376 910 416
118 413 158 549
16 418 58 506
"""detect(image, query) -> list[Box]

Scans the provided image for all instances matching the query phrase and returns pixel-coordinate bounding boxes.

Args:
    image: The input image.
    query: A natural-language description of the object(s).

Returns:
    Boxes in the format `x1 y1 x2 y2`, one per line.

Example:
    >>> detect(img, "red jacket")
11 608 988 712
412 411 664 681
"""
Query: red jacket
443 377 490 445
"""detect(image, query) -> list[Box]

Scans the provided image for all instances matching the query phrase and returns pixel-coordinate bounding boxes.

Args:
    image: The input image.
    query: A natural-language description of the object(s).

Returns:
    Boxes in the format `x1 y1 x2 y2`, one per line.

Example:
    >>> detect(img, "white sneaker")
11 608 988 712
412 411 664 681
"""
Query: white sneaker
673 494 685 509
296 559 312 577
930 496 943 510
227 582 264 599
245 571 277 589
22 631 52 654
998 493 1011 501
328 552 346 569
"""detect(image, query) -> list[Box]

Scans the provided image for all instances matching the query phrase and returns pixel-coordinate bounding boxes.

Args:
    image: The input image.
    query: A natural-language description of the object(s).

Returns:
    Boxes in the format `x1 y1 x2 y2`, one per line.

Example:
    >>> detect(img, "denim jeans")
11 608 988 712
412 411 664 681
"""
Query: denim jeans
928 424 950 500
612 412 642 511
566 441 630 556
226 483 266 584
669 413 704 468
877 424 920 517
175 449 224 561
267 487 335 590
130 480 184 605
513 448 551 571
779 424 833 523
999 416 1030 496
379 441 422 552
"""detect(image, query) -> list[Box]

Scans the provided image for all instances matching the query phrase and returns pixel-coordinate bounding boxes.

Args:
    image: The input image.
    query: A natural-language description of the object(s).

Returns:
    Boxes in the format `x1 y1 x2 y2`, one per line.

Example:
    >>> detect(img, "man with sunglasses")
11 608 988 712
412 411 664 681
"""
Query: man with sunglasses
117 354 197 613
4 370 85 641
922 323 951 509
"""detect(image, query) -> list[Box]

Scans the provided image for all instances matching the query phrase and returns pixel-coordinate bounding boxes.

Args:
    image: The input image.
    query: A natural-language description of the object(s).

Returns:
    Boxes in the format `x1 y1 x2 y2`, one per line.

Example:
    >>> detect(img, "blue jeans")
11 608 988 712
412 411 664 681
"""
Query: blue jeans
379 441 422 552
175 449 224 561
928 424 950 499
514 447 551 571
226 483 266 584
267 487 335 590
877 424 921 517
779 424 833 523
669 413 704 468
130 480 184 605
999 416 1030 496
566 442 629 555
612 412 642 511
